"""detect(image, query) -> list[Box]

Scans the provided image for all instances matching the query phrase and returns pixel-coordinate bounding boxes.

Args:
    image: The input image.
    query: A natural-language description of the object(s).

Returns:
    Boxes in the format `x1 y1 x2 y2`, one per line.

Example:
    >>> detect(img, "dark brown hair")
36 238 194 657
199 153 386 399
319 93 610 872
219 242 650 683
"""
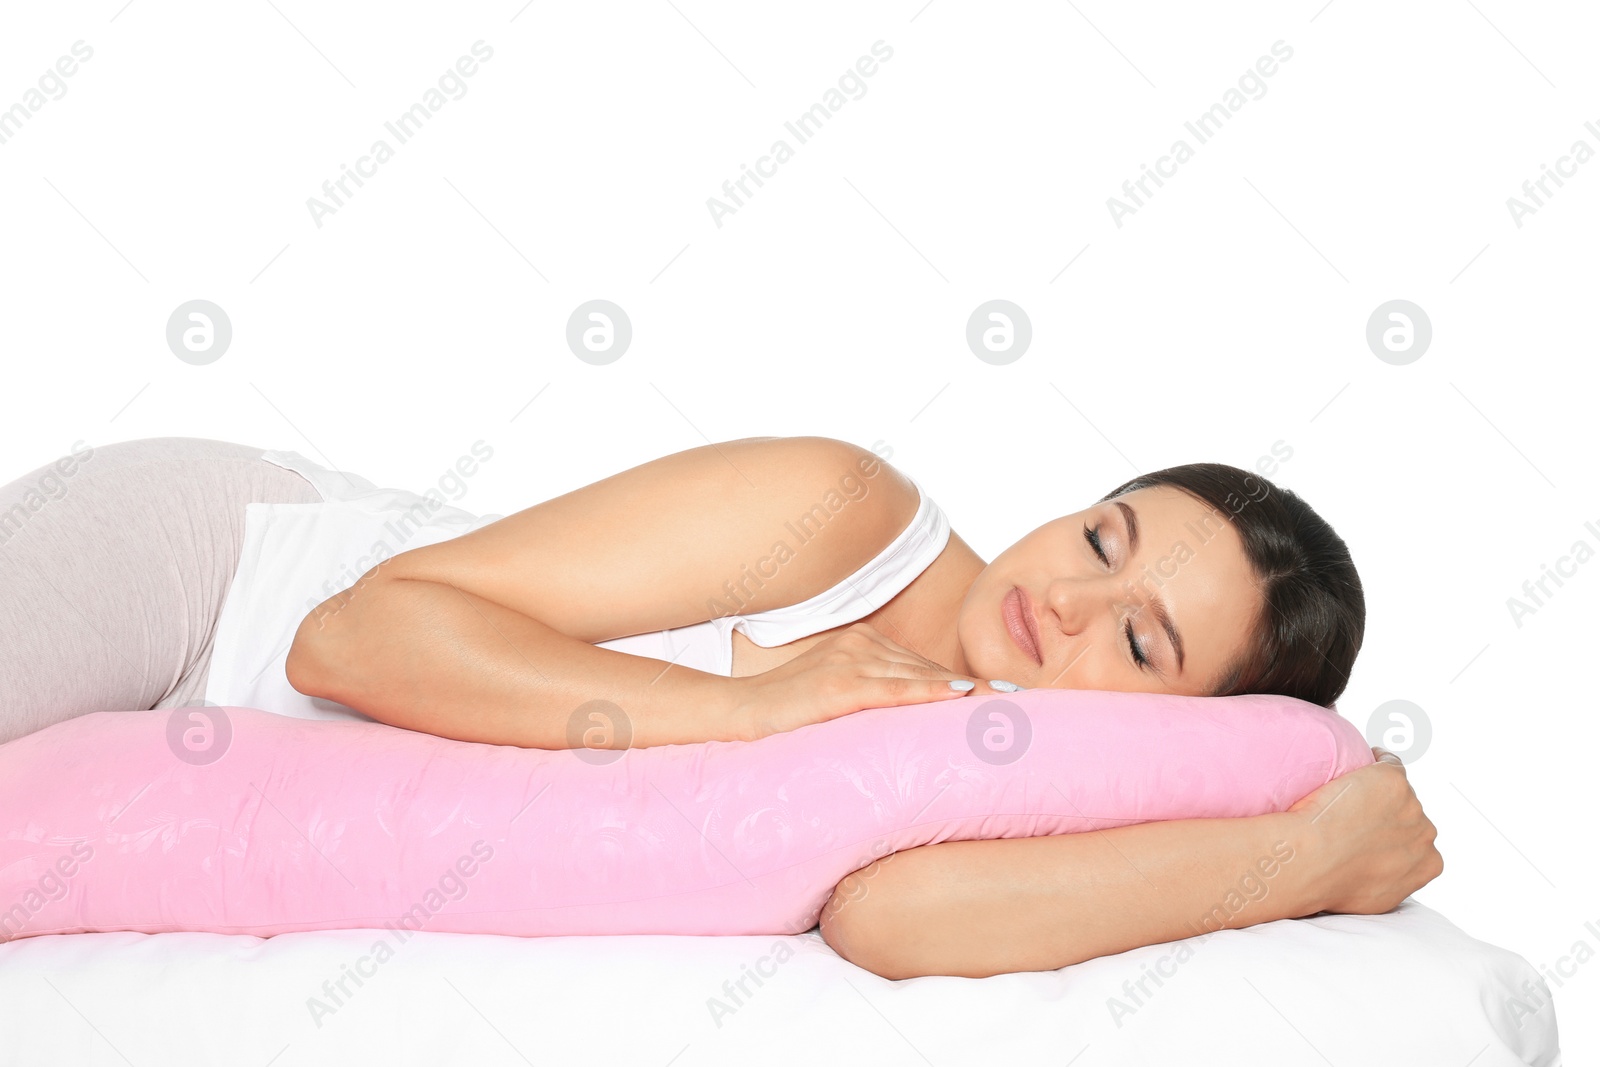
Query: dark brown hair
1099 463 1364 707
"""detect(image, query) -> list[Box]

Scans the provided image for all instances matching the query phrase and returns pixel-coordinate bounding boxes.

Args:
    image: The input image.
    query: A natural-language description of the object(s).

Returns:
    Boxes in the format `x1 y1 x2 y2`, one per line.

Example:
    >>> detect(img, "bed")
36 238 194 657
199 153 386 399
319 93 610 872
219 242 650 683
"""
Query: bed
0 899 1559 1066
0 467 1560 1065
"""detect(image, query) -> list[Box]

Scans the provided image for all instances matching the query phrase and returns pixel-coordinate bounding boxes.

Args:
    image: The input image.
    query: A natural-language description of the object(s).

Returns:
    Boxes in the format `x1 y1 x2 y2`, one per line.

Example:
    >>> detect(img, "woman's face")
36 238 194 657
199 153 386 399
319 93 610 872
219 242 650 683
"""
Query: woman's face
957 485 1264 695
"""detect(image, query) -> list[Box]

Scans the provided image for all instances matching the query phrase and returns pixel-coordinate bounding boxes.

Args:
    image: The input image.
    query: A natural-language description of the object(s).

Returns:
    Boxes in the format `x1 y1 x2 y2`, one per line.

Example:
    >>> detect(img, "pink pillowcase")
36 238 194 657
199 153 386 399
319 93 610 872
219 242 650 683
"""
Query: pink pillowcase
0 689 1370 941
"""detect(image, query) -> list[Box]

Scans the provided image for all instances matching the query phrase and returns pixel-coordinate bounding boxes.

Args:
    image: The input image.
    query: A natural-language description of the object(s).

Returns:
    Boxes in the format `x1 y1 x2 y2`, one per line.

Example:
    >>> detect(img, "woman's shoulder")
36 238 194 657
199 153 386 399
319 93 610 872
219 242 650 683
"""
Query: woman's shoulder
741 437 925 568
357 435 925 643
759 434 918 523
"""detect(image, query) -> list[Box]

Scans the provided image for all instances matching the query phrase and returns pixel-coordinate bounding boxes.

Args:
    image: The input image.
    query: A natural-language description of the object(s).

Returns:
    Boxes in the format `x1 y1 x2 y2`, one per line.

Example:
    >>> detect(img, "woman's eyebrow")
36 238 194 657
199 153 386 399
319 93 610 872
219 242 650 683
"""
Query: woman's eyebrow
1115 500 1186 674
1150 597 1185 674
1115 500 1139 553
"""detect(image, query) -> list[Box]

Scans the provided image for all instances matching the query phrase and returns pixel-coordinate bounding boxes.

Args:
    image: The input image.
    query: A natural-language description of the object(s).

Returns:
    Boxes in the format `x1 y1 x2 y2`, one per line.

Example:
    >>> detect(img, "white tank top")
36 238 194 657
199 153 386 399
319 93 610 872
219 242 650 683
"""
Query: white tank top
204 450 951 722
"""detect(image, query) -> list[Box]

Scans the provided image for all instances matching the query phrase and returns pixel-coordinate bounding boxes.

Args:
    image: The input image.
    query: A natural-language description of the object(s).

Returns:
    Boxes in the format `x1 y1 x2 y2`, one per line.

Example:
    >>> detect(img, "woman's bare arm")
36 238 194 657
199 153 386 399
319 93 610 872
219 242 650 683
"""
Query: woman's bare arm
284 436 920 747
821 813 1312 980
288 577 749 747
819 757 1442 979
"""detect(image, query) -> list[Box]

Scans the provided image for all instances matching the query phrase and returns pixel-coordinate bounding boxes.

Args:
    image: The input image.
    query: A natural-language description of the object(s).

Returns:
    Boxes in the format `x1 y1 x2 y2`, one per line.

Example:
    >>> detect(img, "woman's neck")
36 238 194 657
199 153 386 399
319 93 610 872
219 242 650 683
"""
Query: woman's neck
864 530 987 676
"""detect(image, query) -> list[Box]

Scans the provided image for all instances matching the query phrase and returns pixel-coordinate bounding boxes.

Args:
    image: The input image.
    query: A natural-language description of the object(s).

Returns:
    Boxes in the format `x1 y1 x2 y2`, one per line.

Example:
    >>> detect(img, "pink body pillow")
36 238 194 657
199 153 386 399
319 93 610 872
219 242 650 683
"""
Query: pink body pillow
0 690 1370 942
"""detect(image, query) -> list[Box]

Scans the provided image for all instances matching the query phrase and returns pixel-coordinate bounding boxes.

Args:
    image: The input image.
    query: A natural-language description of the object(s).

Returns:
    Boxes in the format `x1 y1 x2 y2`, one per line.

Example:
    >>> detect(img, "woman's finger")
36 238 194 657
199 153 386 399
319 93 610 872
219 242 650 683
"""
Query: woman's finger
864 675 987 708
851 623 965 675
863 655 976 685
834 625 953 676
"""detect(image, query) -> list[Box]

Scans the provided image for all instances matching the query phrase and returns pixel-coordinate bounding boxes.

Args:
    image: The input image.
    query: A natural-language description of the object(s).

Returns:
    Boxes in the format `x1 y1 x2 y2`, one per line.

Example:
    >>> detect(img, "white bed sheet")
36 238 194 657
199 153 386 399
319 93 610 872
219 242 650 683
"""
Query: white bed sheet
0 900 1558 1066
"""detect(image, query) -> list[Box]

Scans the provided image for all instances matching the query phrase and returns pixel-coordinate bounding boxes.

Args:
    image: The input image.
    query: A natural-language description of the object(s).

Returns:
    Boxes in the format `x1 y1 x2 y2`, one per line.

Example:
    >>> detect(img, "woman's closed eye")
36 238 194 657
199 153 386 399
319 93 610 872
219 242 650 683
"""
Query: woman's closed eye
1123 618 1149 669
1083 523 1110 565
1083 524 1148 669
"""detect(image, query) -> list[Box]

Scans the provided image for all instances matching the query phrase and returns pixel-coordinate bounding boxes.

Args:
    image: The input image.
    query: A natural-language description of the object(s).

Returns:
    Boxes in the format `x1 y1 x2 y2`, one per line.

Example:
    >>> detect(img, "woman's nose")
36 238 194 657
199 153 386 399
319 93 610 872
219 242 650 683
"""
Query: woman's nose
1045 577 1103 636
1048 573 1143 636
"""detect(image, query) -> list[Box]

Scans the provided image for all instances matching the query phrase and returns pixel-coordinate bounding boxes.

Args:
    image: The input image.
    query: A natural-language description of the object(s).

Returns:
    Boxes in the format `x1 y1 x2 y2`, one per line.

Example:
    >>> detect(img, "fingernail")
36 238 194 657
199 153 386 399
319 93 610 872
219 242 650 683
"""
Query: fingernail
988 680 1024 692
948 680 975 692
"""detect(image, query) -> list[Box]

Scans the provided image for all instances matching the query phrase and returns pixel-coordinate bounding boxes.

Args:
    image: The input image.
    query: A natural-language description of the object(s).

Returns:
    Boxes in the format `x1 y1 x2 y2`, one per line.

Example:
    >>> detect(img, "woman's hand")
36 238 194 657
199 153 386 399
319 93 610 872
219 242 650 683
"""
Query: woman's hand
726 622 1004 742
1285 747 1443 915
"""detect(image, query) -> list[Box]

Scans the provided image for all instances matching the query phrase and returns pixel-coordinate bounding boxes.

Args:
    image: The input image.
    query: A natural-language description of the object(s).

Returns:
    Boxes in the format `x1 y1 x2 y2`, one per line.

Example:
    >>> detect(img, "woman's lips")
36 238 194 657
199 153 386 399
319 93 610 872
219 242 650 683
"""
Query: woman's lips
1002 585 1043 666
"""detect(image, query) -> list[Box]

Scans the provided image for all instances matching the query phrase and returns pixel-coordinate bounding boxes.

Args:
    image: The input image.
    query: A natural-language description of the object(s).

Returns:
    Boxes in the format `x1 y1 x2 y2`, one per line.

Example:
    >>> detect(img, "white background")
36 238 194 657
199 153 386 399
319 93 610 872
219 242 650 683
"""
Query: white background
2 0 1595 1060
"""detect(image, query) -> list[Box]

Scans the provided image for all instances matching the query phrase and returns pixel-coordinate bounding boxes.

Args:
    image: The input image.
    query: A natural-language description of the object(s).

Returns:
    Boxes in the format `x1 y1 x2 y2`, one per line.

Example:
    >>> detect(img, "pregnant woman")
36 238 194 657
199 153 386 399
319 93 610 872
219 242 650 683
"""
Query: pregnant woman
0 434 1440 979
